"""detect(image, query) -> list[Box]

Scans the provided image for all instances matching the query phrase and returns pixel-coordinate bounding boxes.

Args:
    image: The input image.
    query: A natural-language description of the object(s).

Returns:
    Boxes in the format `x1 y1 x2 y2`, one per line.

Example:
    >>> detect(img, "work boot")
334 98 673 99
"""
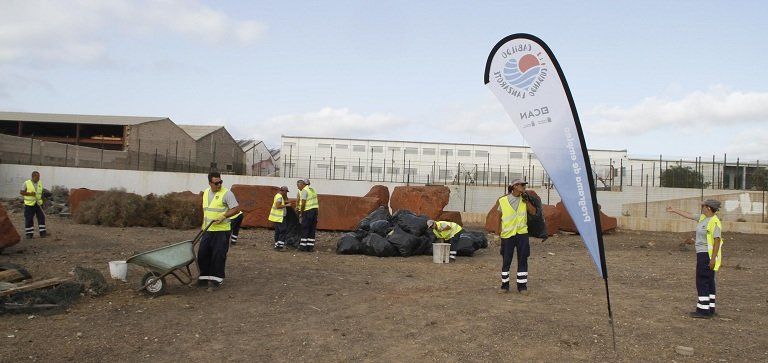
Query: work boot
518 287 529 296
194 279 208 288
497 283 510 294
39 233 47 238
25 235 33 240
207 281 222 292
689 311 711 319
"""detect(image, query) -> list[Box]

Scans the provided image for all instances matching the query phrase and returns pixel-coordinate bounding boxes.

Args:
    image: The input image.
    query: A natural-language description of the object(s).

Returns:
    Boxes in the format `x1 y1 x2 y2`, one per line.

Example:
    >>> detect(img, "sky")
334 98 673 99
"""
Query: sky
1 1 767 161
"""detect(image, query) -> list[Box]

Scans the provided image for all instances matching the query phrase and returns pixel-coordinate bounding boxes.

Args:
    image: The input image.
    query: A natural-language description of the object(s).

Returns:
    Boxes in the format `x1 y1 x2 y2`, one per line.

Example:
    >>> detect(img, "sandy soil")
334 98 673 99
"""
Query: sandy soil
1 212 767 362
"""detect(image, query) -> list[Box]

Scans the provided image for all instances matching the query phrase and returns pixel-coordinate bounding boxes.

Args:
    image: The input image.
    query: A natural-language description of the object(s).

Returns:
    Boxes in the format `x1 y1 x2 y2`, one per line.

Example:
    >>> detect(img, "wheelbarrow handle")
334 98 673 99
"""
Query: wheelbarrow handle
191 220 217 246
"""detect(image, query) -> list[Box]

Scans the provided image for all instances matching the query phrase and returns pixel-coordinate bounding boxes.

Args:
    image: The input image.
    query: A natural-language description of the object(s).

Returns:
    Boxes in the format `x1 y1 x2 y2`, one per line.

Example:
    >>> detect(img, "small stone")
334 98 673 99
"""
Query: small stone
548 252 555 256
675 346 694 356
76 332 83 338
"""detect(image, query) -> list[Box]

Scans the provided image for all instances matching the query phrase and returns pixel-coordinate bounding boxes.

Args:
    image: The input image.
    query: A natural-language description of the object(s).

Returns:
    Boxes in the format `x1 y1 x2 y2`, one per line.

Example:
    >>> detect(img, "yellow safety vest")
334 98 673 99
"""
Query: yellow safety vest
24 179 43 207
268 193 286 223
699 214 724 271
301 186 319 211
202 187 231 232
433 221 462 240
499 195 528 238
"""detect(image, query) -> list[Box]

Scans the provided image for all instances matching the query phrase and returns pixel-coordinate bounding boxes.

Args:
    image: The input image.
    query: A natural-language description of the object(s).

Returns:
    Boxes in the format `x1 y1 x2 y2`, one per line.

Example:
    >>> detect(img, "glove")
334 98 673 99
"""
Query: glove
521 192 529 202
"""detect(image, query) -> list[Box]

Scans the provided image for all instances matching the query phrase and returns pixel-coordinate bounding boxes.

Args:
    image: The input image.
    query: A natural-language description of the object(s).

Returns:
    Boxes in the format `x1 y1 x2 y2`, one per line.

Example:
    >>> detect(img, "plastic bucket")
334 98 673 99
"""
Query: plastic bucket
108 261 128 282
432 243 451 264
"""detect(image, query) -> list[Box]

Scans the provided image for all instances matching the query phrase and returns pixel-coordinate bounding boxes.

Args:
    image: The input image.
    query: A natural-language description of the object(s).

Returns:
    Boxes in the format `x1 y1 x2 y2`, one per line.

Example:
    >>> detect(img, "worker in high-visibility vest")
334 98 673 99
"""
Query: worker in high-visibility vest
269 186 291 250
667 200 724 318
497 179 537 294
196 171 242 291
19 171 46 239
427 219 464 261
296 178 319 252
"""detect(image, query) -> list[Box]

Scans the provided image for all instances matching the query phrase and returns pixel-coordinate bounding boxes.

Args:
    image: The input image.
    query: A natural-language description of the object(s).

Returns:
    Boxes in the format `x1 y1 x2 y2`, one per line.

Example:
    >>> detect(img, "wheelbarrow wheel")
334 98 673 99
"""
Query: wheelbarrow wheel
140 272 167 297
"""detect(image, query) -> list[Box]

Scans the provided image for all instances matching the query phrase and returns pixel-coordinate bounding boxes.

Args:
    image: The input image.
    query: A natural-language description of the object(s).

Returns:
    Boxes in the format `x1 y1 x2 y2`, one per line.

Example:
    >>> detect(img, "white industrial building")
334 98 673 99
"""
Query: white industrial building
280 135 628 186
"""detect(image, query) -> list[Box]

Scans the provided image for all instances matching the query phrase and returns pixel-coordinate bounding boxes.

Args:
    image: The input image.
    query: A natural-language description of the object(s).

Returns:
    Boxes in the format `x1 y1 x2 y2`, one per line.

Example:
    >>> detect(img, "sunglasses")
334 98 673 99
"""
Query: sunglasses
211 180 223 186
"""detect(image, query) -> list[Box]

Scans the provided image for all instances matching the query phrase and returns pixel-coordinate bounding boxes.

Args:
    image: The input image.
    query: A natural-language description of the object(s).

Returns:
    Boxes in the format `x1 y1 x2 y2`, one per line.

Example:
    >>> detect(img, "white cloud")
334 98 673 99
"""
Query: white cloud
585 86 768 136
0 0 265 64
248 107 409 144
725 128 768 161
439 94 525 145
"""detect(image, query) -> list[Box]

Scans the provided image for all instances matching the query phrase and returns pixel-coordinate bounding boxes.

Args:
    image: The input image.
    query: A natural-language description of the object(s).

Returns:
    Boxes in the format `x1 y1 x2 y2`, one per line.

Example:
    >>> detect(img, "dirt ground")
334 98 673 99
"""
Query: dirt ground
1 212 767 362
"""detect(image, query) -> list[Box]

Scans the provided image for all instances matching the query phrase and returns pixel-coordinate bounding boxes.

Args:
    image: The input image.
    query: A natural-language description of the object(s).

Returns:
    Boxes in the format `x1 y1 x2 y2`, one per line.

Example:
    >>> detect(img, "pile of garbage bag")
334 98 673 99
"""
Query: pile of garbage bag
336 207 488 257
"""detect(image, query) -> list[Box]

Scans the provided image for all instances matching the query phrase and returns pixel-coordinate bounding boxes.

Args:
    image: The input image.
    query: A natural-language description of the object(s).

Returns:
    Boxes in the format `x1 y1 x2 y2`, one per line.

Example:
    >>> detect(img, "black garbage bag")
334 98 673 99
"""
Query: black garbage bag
415 233 435 255
390 209 430 236
336 233 366 254
462 230 488 249
386 226 422 257
357 206 391 231
282 207 303 249
524 191 548 241
363 233 399 257
369 220 393 237
352 228 369 240
454 234 479 256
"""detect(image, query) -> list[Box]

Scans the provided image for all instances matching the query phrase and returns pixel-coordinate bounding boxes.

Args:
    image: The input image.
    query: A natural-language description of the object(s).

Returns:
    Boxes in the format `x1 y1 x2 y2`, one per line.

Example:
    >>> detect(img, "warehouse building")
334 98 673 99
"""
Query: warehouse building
237 139 278 176
0 111 242 173
280 135 628 186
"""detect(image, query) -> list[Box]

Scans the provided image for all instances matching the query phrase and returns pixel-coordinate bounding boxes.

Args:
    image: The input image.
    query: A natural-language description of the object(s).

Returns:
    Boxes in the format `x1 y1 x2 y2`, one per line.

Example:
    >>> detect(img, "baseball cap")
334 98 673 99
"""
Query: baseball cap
280 186 289 192
701 199 721 210
510 178 528 186
426 220 435 228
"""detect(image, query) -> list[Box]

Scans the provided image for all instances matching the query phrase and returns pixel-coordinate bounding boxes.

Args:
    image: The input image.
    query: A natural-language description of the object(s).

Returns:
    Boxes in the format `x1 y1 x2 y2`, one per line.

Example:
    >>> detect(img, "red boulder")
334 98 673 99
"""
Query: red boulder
230 185 281 228
554 202 617 234
390 186 450 220
0 203 21 249
316 195 381 231
364 185 390 209
438 211 463 226
68 188 105 213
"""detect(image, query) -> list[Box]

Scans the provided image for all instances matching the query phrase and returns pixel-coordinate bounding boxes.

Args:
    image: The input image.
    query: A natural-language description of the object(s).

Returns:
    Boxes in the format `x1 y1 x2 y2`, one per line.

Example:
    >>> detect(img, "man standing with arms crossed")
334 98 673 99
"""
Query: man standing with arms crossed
296 178 319 252
197 171 241 290
498 179 537 294
20 171 46 239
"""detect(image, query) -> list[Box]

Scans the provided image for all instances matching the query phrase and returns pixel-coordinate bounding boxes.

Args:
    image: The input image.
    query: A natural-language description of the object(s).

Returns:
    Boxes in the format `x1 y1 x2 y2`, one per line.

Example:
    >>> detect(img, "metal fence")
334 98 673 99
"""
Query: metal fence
278 153 766 192
0 135 247 175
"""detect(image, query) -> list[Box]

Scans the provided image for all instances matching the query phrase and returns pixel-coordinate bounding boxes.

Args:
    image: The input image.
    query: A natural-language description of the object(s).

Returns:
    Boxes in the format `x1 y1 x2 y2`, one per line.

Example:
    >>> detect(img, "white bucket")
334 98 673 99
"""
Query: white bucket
108 261 128 282
432 243 451 264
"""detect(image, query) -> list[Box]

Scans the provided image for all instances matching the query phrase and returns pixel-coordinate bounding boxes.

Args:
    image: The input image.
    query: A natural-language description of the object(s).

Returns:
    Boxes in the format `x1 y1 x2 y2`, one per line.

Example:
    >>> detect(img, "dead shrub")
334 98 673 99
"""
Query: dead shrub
74 189 201 229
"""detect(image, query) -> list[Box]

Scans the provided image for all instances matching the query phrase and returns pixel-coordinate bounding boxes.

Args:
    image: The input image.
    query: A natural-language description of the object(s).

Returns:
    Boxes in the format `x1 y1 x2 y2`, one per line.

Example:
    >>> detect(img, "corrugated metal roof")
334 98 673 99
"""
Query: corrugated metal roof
0 111 167 125
177 125 223 140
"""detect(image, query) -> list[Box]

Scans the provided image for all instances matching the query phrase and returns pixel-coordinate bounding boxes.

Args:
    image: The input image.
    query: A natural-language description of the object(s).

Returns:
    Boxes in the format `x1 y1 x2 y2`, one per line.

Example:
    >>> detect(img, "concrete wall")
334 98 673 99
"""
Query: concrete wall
2 164 765 234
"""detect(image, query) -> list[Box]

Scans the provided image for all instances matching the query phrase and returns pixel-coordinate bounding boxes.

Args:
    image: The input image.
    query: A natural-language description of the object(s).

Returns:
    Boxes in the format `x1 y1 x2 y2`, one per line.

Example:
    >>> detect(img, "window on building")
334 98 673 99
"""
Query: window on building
388 147 401 152
440 149 453 157
529 153 537 160
226 164 233 171
509 152 523 159
371 166 383 173
353 166 365 173
404 167 418 175
317 163 329 168
422 148 435 155
318 143 331 149
475 150 489 158
335 144 348 149
353 145 366 152
458 150 471 157
371 146 383 153
387 167 399 175
438 169 453 180
404 147 418 155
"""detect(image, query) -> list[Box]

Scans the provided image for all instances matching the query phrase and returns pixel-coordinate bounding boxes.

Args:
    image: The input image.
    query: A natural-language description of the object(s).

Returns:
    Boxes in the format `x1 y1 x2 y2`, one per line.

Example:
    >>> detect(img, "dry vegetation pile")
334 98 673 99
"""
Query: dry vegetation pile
74 189 201 229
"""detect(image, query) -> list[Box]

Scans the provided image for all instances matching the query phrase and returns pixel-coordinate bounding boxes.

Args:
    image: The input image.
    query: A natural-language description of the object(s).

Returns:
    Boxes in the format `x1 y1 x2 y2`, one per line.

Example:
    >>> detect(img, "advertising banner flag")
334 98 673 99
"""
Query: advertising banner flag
485 33 615 349
484 33 607 279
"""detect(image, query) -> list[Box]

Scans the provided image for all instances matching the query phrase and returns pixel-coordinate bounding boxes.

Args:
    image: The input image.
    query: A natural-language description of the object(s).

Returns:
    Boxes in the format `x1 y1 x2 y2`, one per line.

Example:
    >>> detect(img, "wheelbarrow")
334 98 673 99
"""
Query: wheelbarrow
126 221 214 296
